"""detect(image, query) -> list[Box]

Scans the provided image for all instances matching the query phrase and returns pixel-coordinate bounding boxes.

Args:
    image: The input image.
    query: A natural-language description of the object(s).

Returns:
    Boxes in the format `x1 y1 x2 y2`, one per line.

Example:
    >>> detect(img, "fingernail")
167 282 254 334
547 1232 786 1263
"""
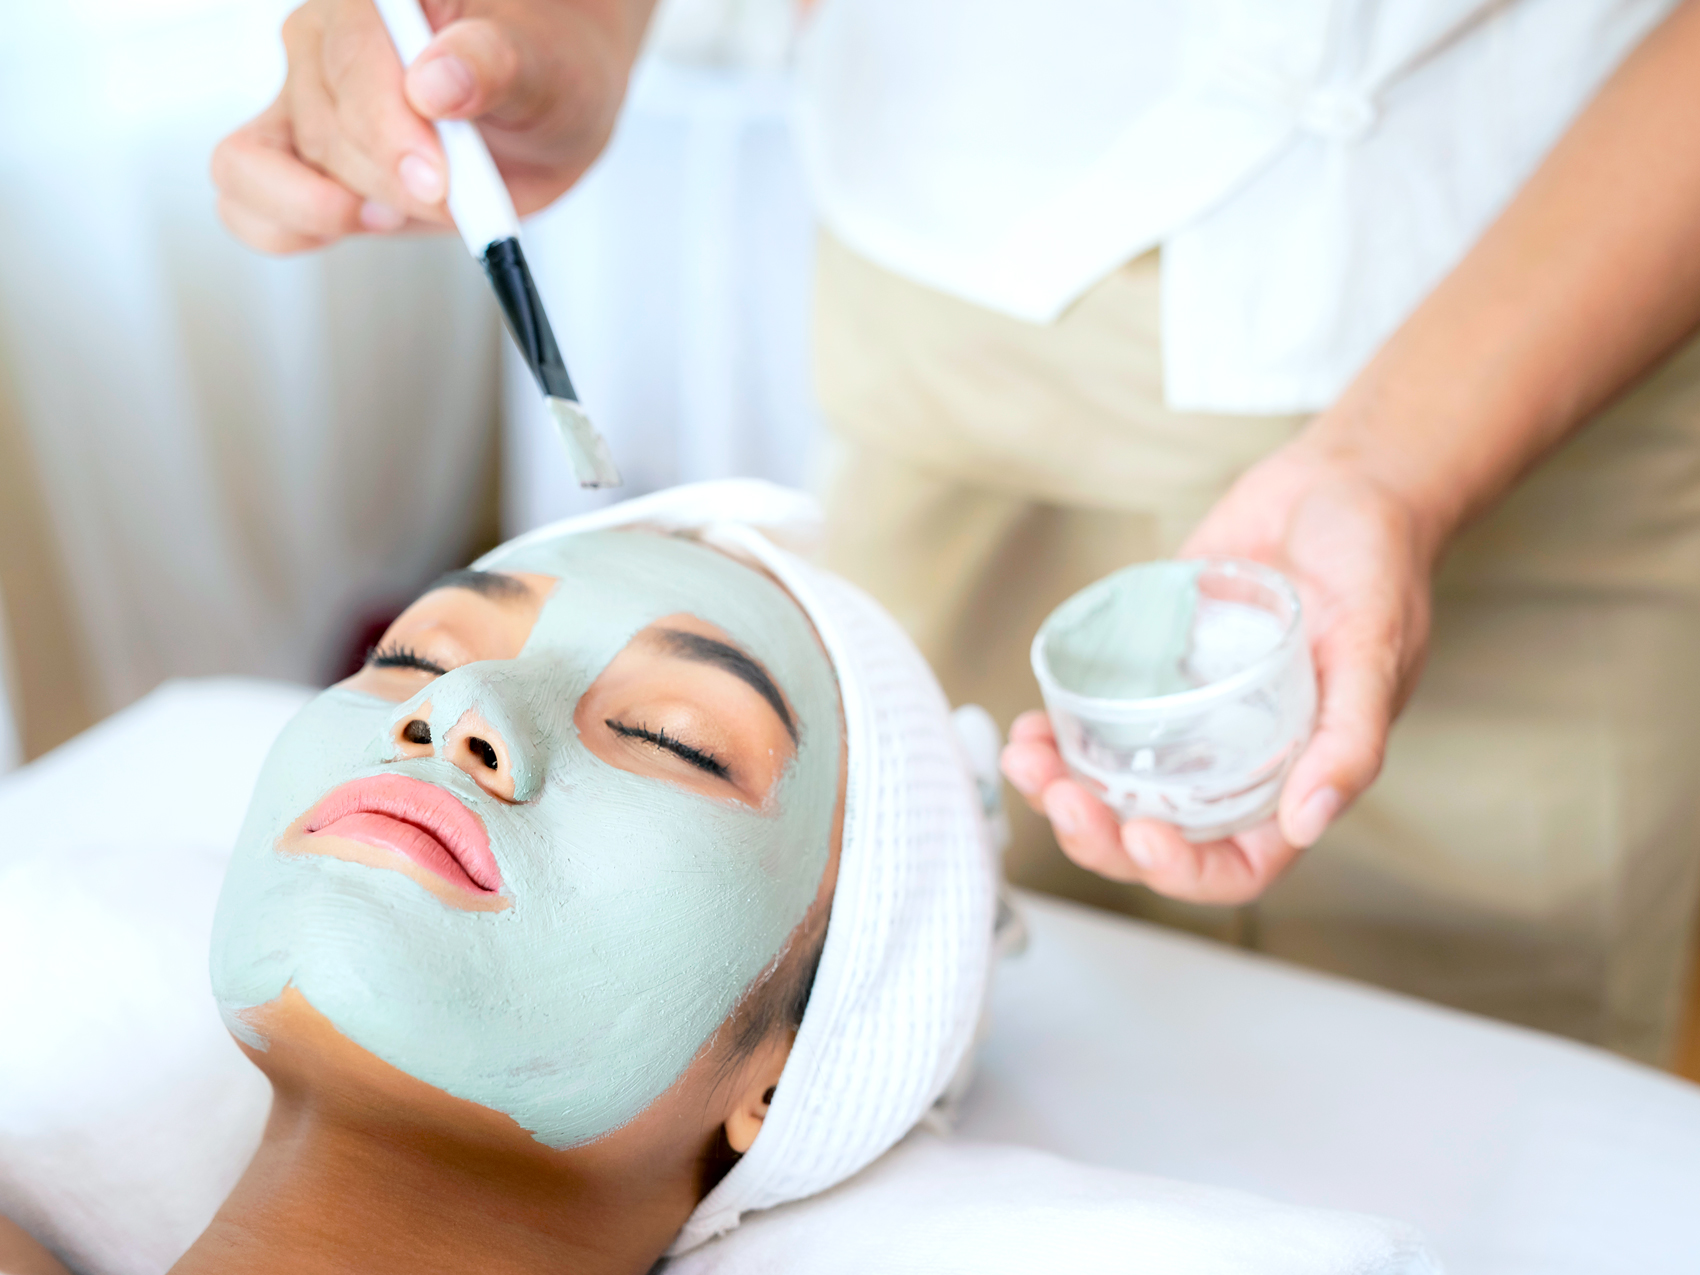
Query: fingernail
1290 786 1341 848
1045 794 1078 838
1124 828 1154 870
411 55 475 116
1002 754 1037 794
398 153 445 204
359 200 406 231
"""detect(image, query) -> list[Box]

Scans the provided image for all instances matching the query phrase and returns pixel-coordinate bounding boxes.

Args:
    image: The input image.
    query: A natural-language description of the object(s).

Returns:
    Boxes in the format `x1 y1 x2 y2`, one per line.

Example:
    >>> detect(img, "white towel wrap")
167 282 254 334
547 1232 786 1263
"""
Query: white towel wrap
477 479 999 1252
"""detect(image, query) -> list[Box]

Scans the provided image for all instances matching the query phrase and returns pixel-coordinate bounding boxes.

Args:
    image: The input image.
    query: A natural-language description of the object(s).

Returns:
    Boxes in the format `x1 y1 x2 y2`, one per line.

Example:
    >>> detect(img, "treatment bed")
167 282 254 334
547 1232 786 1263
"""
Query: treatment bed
3 679 1698 1273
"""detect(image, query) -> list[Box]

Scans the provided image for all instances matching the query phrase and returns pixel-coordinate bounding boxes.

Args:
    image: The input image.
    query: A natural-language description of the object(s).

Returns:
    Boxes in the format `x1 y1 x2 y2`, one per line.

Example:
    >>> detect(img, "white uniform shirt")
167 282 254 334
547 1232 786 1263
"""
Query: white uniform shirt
795 0 1676 413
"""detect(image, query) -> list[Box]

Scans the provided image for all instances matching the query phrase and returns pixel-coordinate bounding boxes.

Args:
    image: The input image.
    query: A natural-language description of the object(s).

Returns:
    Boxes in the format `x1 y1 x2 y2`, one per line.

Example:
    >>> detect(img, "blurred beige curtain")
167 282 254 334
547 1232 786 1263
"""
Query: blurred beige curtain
0 0 500 755
0 348 93 762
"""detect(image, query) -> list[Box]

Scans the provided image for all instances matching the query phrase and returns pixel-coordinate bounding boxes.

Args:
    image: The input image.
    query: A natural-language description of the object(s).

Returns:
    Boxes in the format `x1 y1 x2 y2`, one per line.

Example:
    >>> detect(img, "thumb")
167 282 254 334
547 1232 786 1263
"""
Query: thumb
405 18 534 122
1277 626 1399 849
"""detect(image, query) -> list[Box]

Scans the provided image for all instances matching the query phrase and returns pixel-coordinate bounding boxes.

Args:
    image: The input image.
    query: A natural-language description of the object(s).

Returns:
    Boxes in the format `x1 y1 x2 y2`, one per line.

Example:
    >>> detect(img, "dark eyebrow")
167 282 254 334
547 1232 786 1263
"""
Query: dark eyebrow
656 628 797 743
423 569 528 601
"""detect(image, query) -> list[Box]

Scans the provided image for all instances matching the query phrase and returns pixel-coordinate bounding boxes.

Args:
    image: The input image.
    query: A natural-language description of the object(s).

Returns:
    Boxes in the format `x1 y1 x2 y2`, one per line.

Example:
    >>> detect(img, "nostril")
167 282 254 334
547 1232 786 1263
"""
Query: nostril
402 719 432 745
467 737 499 770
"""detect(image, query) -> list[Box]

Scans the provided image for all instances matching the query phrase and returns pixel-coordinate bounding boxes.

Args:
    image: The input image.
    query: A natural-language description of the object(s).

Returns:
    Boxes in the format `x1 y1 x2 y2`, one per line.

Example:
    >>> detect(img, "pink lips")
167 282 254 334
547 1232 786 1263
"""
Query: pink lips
303 774 502 895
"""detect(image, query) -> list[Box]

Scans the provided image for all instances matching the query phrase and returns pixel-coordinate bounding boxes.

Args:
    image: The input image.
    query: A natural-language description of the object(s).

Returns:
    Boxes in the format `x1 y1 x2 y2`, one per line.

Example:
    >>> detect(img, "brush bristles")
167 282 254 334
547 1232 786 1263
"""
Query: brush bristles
546 397 622 489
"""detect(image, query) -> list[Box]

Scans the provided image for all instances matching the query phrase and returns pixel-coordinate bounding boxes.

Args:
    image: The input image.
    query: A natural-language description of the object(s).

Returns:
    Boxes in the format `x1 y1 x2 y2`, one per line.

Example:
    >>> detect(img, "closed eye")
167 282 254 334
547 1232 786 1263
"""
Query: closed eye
605 719 730 779
368 643 449 677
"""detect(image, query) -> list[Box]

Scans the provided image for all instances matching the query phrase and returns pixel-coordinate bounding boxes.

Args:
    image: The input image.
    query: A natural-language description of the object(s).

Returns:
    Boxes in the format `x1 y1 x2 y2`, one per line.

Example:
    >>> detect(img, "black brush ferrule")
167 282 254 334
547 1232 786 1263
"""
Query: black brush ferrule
481 237 579 403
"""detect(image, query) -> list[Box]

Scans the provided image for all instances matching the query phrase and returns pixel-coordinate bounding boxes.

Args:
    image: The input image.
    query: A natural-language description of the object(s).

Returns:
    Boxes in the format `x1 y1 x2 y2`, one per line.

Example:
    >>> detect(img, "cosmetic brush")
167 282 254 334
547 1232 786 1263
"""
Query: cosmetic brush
373 0 621 489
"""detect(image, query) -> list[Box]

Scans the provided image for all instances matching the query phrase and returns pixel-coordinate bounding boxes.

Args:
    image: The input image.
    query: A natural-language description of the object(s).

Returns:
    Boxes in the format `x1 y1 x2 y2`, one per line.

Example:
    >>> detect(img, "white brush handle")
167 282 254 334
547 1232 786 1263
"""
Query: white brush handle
371 0 522 254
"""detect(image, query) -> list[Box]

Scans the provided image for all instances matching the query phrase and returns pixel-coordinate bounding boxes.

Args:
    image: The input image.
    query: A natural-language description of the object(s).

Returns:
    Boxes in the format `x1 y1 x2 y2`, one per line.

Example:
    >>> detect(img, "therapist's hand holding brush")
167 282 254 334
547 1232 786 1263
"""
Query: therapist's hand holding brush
1002 0 1700 903
211 0 654 254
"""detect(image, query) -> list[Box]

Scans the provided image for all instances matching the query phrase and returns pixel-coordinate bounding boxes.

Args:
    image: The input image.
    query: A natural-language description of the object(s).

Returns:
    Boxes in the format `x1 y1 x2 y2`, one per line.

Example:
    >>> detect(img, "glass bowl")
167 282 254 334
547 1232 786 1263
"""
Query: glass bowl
1031 558 1316 841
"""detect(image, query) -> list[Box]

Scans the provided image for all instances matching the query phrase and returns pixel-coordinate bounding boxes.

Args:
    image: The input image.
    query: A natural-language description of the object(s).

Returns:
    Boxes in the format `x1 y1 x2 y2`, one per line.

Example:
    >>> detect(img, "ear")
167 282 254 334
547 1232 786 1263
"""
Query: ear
723 1033 794 1155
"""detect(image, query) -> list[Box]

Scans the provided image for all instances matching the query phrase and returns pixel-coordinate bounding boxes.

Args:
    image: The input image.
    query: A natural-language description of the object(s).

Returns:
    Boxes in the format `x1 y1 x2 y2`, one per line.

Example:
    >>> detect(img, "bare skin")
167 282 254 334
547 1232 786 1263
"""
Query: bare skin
171 562 847 1274
173 987 792 1275
0 1216 71 1275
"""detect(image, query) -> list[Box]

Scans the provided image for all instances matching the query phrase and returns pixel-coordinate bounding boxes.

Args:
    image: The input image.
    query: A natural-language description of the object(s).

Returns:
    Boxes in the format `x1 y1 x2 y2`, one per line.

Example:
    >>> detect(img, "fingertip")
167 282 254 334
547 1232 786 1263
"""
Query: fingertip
359 199 407 232
1283 784 1342 849
1040 783 1085 840
1042 781 1146 883
1001 730 1066 791
407 53 476 118
398 152 446 204
303 181 365 238
1125 821 1198 881
1121 822 1157 870
999 743 1043 796
1043 780 1118 849
210 107 284 190
1277 716 1377 850
410 19 523 121
217 198 319 256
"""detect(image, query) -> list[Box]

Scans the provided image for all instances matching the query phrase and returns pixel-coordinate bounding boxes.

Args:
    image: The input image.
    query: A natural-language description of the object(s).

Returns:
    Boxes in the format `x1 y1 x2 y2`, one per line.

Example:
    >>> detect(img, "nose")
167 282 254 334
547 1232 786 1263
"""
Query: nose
392 703 523 803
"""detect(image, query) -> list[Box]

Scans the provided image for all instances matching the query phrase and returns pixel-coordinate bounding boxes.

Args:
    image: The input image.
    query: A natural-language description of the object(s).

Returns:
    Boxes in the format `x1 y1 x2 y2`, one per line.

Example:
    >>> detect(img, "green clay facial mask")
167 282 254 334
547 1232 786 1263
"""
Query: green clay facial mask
210 531 840 1148
1041 560 1202 700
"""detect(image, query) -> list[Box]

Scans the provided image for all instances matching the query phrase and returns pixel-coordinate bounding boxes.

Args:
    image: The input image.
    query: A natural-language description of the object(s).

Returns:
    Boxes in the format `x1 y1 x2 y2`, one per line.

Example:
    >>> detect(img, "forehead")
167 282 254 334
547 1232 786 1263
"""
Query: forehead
481 530 828 675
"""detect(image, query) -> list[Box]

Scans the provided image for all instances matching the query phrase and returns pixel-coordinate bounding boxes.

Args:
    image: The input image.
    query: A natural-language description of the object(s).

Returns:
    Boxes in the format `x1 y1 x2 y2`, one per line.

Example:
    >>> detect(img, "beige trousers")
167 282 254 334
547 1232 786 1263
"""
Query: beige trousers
814 233 1700 1065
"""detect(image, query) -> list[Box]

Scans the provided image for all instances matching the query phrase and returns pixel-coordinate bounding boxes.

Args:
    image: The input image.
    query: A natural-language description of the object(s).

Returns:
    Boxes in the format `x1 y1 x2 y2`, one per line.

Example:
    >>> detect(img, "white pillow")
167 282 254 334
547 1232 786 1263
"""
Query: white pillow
0 679 1438 1275
0 679 302 1275
668 1132 1439 1275
0 841 271 1275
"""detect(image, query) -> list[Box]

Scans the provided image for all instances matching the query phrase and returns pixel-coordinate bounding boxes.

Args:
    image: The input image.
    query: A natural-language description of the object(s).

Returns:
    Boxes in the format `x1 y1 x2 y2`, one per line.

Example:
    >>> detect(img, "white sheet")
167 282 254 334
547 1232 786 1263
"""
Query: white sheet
4 679 1699 1273
668 1132 1438 1275
963 895 1700 1273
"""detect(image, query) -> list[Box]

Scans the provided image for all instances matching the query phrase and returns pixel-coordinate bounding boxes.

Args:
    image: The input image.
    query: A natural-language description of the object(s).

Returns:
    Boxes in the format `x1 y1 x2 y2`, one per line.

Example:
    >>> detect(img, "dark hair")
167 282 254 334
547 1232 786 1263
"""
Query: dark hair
726 907 829 1061
697 910 830 1194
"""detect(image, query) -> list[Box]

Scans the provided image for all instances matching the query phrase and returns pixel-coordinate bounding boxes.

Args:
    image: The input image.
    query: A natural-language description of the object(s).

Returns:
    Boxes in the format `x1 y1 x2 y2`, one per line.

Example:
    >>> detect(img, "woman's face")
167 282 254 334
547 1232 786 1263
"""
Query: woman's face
210 531 842 1149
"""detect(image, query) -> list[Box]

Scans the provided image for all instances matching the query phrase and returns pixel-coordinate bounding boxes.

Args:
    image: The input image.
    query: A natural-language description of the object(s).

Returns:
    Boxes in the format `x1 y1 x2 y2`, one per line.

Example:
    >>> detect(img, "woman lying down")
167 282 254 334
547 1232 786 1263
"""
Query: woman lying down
1 486 1443 1275
170 491 994 1274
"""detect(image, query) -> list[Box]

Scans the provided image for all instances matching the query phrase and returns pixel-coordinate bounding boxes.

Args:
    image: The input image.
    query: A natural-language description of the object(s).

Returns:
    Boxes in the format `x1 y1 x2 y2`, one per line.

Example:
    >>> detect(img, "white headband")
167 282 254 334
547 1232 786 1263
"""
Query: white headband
478 480 997 1251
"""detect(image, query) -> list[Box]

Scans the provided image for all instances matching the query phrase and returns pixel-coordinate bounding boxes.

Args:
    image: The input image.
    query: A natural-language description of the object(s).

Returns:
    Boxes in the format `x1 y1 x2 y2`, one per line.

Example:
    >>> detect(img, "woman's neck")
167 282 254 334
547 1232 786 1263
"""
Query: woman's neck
173 1110 679 1275
171 988 700 1275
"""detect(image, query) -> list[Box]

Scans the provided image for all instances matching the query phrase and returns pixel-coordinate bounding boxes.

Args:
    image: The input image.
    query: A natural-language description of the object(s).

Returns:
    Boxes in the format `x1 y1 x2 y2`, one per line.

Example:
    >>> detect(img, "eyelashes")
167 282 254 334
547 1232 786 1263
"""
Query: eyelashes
363 646 733 783
605 719 730 780
368 642 449 677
